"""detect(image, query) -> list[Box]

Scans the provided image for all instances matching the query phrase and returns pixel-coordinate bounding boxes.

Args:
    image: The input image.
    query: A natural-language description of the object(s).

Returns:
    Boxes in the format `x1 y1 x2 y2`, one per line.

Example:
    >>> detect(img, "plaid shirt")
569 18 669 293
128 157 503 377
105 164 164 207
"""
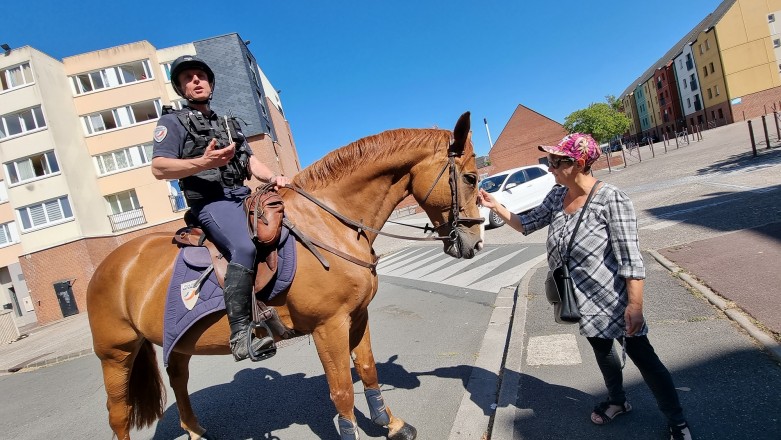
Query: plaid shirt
520 183 647 338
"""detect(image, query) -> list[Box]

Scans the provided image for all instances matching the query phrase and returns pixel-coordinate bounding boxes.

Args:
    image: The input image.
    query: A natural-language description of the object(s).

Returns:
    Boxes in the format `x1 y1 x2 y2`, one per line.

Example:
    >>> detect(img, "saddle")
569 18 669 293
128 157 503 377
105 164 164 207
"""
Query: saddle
172 186 297 349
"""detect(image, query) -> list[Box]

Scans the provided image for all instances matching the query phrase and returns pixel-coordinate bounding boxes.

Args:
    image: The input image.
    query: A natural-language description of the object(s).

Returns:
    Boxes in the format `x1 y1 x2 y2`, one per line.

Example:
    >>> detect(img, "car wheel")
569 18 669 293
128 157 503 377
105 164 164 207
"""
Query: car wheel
488 209 505 228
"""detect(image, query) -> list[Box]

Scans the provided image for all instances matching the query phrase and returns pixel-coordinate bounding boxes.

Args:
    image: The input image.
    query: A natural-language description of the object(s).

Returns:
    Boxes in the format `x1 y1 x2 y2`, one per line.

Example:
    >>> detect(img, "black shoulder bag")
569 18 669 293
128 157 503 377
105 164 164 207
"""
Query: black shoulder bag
545 180 601 324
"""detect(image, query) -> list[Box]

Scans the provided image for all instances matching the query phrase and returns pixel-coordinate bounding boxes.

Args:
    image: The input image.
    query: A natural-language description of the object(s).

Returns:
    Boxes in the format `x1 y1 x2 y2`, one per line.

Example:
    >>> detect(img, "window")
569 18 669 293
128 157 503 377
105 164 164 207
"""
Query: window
705 39 710 50
17 196 73 231
0 181 6 203
257 91 267 116
506 171 527 186
715 85 720 96
94 143 153 175
718 108 724 119
0 106 46 139
70 59 152 95
684 78 688 89
687 98 692 108
708 88 713 99
161 62 172 82
526 167 545 180
106 190 145 231
6 151 60 185
699 44 703 54
710 62 715 73
679 59 683 69
81 99 161 135
171 99 187 110
0 222 19 246
0 62 34 92
774 39 781 48
703 66 708 77
106 190 141 214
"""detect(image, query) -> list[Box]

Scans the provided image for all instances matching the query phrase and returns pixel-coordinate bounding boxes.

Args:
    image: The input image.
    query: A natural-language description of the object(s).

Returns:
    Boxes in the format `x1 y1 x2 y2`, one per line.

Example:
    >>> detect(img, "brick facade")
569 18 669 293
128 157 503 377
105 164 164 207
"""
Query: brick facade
729 86 781 122
20 219 185 324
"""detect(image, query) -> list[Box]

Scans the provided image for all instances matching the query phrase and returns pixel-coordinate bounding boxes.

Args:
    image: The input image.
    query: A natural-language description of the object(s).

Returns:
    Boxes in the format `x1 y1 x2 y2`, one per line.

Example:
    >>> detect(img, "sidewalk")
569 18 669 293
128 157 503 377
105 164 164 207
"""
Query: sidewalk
0 312 92 374
490 250 781 440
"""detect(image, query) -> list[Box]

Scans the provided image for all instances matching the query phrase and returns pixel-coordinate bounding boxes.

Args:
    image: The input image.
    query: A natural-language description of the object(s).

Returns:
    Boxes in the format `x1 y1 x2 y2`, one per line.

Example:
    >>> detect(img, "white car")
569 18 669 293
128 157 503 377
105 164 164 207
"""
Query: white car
479 164 556 228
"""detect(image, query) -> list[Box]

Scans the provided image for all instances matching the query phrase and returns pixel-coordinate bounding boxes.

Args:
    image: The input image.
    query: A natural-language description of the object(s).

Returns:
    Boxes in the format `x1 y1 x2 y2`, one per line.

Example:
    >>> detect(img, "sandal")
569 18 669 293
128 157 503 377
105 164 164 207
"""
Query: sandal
669 422 692 440
590 400 632 425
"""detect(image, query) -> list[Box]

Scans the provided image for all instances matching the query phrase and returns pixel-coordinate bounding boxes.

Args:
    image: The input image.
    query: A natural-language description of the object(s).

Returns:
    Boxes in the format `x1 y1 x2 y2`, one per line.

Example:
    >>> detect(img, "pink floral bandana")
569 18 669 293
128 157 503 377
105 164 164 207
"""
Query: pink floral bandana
538 133 601 167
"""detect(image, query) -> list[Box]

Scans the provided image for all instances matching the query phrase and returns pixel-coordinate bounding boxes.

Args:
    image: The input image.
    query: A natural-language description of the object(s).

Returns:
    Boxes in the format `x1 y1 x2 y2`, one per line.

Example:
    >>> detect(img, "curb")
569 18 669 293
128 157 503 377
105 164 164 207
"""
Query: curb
4 348 94 374
648 249 781 364
489 258 546 440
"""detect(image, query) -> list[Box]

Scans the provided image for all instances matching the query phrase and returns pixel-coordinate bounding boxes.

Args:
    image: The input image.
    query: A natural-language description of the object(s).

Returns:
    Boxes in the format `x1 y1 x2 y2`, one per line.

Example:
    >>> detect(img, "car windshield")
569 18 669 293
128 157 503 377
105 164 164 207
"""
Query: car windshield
479 174 507 193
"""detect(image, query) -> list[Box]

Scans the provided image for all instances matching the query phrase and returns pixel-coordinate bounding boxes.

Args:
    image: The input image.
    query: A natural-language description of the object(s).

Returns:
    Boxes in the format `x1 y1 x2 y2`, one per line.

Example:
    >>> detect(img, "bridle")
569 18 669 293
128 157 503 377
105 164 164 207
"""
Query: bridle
418 144 484 240
283 139 483 267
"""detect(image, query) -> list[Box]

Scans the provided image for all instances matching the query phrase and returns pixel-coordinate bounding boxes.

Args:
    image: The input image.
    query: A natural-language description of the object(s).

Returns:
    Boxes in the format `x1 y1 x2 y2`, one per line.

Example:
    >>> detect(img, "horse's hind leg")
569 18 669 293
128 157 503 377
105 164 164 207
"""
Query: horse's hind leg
97 337 164 440
350 314 417 440
166 352 207 439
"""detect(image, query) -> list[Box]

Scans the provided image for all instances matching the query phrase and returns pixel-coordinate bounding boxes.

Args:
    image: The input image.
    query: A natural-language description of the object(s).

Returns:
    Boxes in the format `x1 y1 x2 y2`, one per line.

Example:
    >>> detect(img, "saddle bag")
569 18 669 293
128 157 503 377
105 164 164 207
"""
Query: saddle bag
244 185 285 246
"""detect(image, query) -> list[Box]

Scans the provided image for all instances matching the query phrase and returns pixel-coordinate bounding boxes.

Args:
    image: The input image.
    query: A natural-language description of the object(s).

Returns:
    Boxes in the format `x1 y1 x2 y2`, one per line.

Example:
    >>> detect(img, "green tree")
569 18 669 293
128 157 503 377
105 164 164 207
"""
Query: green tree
563 102 630 144
605 94 622 112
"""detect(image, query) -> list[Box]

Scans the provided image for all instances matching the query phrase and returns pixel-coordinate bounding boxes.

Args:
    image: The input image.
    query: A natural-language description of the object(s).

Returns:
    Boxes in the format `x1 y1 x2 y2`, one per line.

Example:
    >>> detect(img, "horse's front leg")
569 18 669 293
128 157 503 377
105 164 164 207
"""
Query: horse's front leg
313 315 361 440
350 313 417 440
166 352 207 439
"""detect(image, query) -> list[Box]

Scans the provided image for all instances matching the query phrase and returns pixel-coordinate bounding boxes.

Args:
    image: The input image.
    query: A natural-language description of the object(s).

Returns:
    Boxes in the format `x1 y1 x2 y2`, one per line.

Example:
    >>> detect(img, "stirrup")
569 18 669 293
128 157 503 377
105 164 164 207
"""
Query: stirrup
248 320 277 362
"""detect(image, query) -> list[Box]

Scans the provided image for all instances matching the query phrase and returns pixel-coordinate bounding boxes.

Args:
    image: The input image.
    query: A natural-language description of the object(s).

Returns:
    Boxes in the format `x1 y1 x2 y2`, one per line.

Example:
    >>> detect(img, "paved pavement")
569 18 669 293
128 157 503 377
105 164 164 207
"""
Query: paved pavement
1 119 781 439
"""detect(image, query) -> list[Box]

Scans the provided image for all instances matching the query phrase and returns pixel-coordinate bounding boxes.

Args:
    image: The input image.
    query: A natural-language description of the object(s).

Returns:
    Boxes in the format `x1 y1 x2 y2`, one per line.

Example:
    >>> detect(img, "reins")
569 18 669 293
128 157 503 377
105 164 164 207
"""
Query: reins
281 138 482 268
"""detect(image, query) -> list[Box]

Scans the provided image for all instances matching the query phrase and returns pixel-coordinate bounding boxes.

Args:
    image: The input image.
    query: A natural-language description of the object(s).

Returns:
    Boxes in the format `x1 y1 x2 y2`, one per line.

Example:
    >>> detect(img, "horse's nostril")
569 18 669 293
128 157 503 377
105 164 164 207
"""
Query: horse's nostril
476 242 484 251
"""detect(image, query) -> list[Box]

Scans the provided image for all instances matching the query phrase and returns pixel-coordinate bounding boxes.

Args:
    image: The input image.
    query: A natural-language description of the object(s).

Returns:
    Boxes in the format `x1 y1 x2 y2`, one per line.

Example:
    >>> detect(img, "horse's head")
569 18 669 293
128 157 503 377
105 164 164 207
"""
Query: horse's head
412 112 484 259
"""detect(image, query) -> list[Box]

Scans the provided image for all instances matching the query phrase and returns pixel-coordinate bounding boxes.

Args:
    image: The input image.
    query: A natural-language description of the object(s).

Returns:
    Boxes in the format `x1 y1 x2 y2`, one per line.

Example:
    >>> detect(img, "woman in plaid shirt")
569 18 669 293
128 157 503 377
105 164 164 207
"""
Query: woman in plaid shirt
479 133 691 440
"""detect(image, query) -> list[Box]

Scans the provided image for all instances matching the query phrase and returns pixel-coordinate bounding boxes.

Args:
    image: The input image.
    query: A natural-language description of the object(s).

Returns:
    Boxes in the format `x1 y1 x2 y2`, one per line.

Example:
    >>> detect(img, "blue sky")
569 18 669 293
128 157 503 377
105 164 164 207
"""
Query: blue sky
3 0 724 166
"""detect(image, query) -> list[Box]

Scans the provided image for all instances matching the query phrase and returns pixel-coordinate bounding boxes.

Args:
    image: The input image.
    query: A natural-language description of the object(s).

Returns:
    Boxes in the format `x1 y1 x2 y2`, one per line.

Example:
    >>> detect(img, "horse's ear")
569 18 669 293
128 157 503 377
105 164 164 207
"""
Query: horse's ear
450 111 471 156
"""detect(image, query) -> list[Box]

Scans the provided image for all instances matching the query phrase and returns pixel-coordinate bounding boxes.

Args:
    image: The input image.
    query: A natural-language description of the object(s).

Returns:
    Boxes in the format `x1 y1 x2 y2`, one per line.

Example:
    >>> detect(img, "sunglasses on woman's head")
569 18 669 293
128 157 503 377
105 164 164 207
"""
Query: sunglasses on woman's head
548 155 575 169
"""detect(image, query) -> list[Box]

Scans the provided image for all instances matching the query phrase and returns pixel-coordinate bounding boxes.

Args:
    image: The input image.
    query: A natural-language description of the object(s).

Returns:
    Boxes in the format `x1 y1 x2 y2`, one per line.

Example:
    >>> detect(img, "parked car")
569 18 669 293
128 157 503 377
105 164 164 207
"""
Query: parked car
601 142 622 153
478 165 556 228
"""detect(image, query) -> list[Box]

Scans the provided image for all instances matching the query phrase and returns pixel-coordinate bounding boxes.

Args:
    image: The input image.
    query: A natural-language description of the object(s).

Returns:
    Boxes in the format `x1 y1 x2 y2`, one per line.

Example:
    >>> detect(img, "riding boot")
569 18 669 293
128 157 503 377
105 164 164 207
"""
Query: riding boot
223 262 273 361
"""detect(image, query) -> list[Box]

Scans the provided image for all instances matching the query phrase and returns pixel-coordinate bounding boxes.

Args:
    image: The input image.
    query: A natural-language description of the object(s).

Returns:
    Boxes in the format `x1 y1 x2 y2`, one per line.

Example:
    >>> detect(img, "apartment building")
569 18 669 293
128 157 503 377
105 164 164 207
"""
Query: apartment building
622 92 641 137
0 33 301 327
619 0 781 137
655 61 684 137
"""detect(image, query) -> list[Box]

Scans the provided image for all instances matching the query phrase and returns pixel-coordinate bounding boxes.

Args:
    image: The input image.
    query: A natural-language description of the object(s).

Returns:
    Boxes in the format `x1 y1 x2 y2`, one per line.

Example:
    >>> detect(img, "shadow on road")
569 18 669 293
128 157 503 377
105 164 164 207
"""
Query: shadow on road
151 355 421 440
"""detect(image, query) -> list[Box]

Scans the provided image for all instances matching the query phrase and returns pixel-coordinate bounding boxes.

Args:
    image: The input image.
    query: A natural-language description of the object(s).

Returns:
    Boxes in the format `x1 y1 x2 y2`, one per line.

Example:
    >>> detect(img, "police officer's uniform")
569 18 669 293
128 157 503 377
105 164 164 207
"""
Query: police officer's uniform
153 54 272 362
152 106 256 269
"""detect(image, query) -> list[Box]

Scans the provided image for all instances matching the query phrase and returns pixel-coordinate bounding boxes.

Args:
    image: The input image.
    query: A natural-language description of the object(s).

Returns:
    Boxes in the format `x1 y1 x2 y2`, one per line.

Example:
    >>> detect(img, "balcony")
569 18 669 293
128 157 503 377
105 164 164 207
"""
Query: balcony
108 208 147 232
169 193 188 212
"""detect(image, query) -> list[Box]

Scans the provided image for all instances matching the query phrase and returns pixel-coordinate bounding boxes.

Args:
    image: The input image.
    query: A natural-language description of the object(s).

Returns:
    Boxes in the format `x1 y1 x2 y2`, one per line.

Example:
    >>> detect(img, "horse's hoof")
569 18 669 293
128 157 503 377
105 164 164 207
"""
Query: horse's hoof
388 422 417 440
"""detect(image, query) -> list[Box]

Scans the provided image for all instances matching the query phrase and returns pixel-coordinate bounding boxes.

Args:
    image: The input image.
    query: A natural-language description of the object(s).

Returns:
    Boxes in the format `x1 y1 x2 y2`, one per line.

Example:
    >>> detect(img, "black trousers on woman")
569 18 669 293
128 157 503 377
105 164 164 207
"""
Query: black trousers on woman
587 335 686 427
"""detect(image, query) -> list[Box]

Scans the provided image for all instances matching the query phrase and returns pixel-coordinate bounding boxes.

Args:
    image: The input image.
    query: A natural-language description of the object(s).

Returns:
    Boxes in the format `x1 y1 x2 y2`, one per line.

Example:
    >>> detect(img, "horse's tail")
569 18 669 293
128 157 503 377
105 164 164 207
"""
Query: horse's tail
128 340 166 429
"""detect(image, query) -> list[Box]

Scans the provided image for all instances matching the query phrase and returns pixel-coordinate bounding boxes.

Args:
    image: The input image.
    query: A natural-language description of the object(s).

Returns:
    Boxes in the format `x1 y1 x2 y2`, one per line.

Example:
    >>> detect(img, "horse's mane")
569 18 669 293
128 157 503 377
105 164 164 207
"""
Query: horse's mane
293 128 451 190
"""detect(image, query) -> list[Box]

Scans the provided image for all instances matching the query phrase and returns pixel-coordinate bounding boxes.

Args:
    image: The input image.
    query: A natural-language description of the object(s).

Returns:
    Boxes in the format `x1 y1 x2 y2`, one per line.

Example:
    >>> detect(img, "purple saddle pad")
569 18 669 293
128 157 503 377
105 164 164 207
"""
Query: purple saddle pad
162 227 296 366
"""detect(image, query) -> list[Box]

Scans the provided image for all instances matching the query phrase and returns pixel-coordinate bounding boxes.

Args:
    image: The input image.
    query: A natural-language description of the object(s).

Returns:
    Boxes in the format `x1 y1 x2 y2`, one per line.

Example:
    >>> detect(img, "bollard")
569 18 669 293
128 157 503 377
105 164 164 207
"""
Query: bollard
748 120 757 157
775 111 781 141
622 145 628 168
674 132 679 149
663 134 668 153
762 115 771 149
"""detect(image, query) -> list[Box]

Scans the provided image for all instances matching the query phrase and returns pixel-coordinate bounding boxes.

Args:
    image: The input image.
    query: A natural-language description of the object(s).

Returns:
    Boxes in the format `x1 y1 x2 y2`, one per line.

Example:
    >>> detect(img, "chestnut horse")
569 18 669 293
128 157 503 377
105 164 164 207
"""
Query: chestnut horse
87 112 484 440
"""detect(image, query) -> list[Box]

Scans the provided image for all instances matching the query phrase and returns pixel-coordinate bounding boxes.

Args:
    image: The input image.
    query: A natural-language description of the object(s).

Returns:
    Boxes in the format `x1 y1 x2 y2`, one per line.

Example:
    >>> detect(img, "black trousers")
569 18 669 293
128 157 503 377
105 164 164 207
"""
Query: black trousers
587 335 686 426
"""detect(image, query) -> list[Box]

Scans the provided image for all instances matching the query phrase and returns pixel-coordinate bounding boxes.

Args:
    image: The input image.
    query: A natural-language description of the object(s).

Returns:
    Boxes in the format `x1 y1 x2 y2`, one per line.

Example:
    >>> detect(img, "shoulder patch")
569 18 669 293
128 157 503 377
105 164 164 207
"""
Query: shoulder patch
153 125 168 143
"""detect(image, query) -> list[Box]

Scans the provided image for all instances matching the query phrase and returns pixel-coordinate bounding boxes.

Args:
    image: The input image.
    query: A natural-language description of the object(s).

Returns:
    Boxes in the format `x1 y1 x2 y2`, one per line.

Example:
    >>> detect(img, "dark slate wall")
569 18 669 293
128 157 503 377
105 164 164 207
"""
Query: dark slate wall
193 33 275 139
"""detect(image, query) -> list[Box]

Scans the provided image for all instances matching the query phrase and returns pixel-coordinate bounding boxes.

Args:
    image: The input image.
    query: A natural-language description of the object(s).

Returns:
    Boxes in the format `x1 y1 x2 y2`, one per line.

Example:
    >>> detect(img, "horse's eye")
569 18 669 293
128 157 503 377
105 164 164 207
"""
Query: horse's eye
462 173 478 187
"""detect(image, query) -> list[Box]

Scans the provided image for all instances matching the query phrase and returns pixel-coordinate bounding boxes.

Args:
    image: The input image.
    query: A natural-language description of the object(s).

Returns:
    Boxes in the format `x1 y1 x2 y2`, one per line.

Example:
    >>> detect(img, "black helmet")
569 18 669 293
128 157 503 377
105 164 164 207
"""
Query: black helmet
169 55 215 102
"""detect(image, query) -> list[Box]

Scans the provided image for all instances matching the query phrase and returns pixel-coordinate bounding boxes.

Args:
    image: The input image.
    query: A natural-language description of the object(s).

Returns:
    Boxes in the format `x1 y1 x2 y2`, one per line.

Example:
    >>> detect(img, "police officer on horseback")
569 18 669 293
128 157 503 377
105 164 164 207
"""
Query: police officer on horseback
151 55 290 361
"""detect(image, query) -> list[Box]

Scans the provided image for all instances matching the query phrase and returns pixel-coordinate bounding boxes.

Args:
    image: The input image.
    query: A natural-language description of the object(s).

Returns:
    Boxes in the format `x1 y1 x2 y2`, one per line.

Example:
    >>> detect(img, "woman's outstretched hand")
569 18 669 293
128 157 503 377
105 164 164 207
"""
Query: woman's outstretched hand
478 189 498 210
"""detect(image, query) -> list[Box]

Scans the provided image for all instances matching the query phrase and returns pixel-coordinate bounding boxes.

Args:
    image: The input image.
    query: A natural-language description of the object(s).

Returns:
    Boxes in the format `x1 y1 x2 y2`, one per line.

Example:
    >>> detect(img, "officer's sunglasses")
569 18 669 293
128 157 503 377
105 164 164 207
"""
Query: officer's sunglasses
548 155 575 169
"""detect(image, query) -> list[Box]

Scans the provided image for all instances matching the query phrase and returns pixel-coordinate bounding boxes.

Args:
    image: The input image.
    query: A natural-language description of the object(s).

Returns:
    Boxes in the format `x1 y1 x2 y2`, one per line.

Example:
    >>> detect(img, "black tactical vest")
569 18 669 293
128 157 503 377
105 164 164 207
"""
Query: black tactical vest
164 106 251 202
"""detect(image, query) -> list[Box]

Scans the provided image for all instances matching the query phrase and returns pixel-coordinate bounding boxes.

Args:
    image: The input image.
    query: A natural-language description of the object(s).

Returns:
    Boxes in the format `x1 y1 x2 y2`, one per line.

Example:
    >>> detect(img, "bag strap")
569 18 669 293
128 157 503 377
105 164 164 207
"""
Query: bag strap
564 180 602 262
